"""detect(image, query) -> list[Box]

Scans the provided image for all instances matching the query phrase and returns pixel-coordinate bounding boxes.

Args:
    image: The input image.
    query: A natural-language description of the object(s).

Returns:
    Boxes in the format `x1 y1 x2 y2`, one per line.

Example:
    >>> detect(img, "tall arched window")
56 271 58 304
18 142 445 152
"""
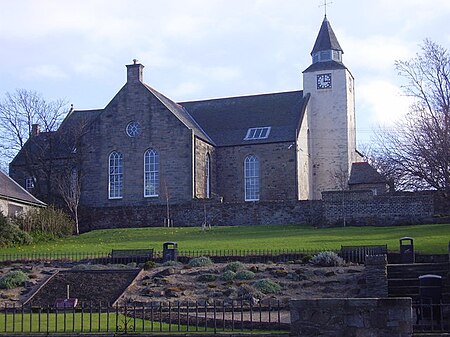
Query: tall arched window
144 149 159 197
244 155 260 201
109 151 123 199
205 153 211 198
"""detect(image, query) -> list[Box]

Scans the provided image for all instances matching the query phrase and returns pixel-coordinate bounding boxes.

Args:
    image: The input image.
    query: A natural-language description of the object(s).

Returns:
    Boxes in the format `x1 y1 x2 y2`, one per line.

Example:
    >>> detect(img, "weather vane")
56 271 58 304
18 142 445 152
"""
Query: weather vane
319 0 333 17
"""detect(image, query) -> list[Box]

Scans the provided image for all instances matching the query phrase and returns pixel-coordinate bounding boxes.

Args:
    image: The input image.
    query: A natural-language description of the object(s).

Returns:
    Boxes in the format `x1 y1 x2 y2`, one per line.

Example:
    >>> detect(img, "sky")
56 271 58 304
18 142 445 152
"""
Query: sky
1 0 450 148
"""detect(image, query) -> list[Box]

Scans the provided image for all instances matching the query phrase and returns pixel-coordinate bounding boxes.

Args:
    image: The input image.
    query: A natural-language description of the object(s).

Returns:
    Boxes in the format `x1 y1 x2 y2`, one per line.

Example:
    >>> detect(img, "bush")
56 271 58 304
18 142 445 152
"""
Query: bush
162 260 181 267
237 284 263 300
253 279 281 294
16 206 74 240
0 212 33 248
221 270 236 281
197 273 218 282
224 261 244 272
0 270 29 289
188 256 213 267
301 255 313 264
310 251 344 267
235 270 255 280
143 261 156 270
71 263 136 271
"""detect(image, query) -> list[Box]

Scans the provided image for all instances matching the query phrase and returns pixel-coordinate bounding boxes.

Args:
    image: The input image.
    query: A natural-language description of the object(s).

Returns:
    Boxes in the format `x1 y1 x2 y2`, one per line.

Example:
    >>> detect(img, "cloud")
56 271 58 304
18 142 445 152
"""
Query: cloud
358 79 413 126
21 64 67 81
72 54 114 78
344 35 413 73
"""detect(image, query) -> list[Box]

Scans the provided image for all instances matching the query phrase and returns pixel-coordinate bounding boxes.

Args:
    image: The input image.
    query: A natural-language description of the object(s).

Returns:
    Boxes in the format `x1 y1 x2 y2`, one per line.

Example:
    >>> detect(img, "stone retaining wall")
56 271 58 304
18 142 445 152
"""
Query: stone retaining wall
79 191 435 230
290 298 413 337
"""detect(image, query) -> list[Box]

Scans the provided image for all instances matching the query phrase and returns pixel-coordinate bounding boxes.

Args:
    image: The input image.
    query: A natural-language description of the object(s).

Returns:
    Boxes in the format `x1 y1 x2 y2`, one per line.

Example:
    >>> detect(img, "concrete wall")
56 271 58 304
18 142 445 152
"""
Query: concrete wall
290 298 413 337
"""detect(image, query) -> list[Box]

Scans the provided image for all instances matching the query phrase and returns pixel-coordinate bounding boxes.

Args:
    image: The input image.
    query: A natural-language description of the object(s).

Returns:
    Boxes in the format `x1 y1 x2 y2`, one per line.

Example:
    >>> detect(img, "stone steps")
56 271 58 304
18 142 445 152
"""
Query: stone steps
388 263 450 301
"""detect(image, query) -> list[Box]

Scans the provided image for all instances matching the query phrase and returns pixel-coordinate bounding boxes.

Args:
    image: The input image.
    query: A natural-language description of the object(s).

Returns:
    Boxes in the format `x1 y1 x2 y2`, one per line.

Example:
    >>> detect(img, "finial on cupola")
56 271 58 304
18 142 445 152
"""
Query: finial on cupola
133 58 138 65
319 0 333 17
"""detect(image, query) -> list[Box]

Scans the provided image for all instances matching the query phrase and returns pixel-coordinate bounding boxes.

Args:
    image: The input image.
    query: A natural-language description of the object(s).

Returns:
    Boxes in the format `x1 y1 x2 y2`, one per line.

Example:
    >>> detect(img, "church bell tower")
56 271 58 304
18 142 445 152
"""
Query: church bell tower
302 16 357 199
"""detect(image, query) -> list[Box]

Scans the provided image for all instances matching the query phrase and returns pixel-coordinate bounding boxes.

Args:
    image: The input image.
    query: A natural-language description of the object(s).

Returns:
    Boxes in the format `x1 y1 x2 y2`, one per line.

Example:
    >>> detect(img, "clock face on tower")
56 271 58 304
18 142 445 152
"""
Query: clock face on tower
317 73 332 89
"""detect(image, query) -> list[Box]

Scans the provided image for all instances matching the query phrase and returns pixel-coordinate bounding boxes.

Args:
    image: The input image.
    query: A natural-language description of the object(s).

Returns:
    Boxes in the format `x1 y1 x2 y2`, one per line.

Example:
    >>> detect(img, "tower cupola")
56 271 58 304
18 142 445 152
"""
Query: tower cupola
311 16 343 64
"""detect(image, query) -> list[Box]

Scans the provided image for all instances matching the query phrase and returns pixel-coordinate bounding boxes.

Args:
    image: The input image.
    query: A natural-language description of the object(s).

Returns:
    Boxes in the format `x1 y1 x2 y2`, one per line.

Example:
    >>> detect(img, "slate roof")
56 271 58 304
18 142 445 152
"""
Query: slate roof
10 108 102 167
311 16 343 54
58 108 102 134
0 170 46 207
181 90 308 146
348 162 387 185
303 60 347 73
143 84 215 145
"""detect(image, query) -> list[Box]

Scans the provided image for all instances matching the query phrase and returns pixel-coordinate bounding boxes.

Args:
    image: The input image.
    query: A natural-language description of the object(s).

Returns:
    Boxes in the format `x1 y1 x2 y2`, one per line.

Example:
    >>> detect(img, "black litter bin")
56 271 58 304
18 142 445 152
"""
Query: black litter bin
399 237 414 263
417 274 442 323
163 242 178 262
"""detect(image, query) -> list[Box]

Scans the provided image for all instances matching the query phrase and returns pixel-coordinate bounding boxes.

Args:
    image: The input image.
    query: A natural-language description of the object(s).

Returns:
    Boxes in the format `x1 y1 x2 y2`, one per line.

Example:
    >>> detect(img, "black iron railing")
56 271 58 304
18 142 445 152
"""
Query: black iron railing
0 249 323 264
413 300 450 332
0 300 289 334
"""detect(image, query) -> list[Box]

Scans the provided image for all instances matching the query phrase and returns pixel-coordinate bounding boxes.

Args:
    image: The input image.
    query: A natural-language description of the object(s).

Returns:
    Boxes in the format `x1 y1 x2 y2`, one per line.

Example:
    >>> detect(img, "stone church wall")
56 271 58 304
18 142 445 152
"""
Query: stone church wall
215 142 298 202
81 81 195 207
194 138 215 199
79 191 435 231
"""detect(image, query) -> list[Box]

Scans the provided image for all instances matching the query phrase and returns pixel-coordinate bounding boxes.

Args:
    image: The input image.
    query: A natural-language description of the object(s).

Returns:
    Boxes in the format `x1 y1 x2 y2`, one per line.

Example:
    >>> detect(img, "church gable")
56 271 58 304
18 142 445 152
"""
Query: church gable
79 63 200 207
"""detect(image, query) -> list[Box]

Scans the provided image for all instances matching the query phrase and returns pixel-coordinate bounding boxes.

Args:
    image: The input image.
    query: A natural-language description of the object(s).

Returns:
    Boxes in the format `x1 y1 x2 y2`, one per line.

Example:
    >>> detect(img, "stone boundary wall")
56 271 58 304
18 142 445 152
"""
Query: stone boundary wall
79 191 435 231
322 190 434 226
290 298 413 337
80 200 323 231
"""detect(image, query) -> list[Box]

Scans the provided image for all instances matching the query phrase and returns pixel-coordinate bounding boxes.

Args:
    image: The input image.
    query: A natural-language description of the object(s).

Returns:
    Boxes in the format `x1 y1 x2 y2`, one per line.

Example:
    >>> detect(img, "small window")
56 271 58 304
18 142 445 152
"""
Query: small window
205 153 211 198
319 50 331 61
332 50 342 62
144 149 159 197
244 155 260 201
109 151 123 199
25 177 34 190
244 127 271 140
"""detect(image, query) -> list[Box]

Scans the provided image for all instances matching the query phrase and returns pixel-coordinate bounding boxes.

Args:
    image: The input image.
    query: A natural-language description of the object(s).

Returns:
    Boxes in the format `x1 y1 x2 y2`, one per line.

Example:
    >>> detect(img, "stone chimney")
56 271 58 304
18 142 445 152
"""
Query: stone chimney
126 59 144 83
31 124 40 137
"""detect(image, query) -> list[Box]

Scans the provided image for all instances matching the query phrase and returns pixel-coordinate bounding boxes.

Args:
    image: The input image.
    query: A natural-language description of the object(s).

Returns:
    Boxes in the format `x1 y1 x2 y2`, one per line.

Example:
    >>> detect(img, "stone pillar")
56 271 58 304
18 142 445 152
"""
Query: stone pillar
365 254 388 298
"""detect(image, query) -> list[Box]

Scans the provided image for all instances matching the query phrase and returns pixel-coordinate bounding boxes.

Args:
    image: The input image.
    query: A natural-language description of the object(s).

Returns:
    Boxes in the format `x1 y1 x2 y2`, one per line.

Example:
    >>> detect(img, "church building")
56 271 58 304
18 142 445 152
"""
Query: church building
10 16 368 208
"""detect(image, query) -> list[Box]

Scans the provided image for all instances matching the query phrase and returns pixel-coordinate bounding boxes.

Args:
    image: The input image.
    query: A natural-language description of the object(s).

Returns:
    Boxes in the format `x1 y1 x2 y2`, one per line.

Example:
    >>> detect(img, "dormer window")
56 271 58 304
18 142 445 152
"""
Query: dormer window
244 127 271 140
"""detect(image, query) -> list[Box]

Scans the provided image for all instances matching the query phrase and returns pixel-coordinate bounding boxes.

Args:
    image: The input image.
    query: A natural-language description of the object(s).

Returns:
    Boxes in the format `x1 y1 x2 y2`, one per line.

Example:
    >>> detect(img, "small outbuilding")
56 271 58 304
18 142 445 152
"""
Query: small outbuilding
348 162 390 195
0 170 46 217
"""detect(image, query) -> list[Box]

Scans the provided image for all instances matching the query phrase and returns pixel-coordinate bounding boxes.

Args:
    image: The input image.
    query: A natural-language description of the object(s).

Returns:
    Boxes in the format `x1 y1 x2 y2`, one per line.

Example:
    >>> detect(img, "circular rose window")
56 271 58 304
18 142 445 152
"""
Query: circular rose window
126 121 141 137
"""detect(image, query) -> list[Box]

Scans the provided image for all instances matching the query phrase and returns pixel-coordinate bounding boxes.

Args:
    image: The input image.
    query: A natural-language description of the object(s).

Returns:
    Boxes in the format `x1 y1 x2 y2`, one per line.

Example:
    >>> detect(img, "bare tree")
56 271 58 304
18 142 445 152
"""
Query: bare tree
374 39 450 193
53 116 92 235
331 165 349 227
56 167 81 235
0 89 68 168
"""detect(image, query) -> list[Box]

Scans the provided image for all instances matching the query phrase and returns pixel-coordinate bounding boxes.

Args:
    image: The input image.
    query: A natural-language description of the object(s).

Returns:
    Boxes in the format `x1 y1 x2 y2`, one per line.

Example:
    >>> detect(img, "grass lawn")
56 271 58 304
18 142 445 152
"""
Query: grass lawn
0 312 237 333
0 223 448 255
